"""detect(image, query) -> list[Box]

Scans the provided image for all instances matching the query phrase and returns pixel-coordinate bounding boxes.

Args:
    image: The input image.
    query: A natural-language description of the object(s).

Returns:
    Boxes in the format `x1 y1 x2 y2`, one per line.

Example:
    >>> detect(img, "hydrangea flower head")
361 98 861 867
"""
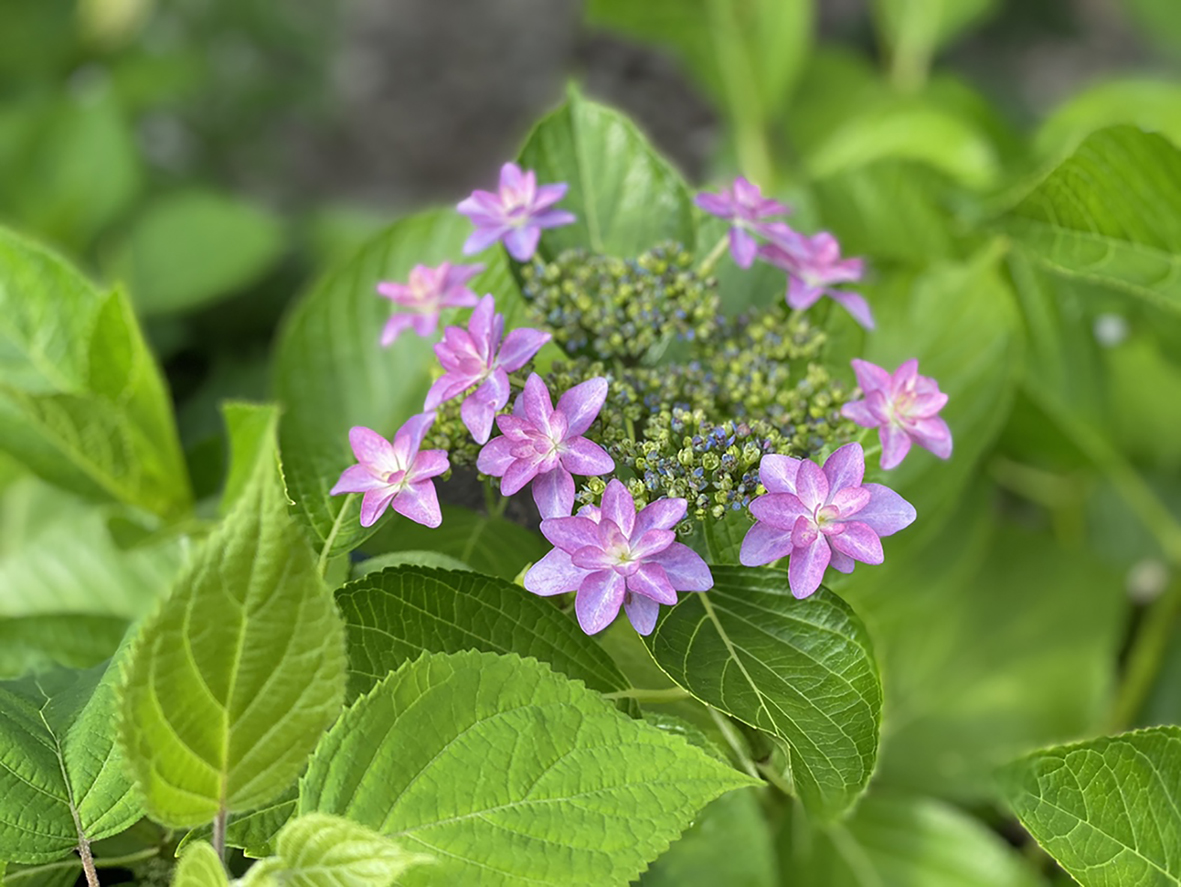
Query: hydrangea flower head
457 162 576 261
376 261 484 346
842 358 952 470
740 443 915 599
330 413 449 528
758 227 874 330
525 480 714 635
695 175 791 268
424 294 551 444
477 373 614 518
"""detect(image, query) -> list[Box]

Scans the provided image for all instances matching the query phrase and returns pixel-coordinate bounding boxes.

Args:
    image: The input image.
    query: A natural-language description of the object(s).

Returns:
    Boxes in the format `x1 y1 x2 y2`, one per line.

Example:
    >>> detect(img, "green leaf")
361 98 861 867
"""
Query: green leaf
119 411 346 827
335 565 630 701
0 478 183 620
173 842 228 887
998 127 1181 315
178 786 297 860
0 615 126 679
110 190 284 316
240 813 431 887
0 659 143 864
364 504 549 581
1035 79 1181 158
1000 727 1181 886
351 551 472 577
518 88 695 258
0 228 191 518
219 402 282 515
644 567 883 821
781 791 1047 886
273 209 521 557
639 788 776 887
300 650 756 886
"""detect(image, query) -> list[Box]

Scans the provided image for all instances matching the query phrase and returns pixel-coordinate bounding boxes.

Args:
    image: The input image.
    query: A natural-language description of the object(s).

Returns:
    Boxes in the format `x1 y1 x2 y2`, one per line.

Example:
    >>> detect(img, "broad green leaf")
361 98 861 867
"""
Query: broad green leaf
119 412 346 826
1000 727 1181 886
178 786 297 860
335 565 630 700
240 813 431 887
0 659 143 864
644 567 883 820
300 650 756 886
781 791 1046 886
110 190 284 316
273 209 521 557
364 504 548 580
841 497 1125 802
0 615 126 679
998 127 1181 314
518 88 695 258
219 402 282 515
1035 79 1181 158
0 478 183 620
173 842 228 887
0 228 190 518
639 789 776 887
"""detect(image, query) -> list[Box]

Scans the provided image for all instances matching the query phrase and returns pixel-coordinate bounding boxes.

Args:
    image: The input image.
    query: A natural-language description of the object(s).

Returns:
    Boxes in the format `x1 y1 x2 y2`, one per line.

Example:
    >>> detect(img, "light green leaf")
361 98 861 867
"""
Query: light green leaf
518 88 695 258
0 659 143 864
998 127 1181 314
240 813 431 887
782 791 1047 886
110 190 284 316
0 615 127 679
644 567 883 821
335 565 630 701
119 411 346 826
273 209 521 557
1035 79 1181 158
364 504 548 580
219 402 282 516
299 650 757 886
0 478 183 620
1000 727 1181 886
0 228 191 518
173 842 228 887
639 788 776 887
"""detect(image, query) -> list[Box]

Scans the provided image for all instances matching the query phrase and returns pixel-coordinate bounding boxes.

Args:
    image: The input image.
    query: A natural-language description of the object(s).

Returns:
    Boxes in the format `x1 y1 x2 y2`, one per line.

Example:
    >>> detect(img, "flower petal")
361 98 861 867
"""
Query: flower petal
501 456 542 496
498 327 552 372
739 521 794 567
532 467 576 519
330 464 386 495
557 376 609 437
822 443 865 496
627 563 678 605
359 488 397 528
787 536 831 599
560 437 614 477
525 548 590 596
476 435 516 477
856 483 917 537
624 593 661 636
749 492 808 530
909 416 953 459
730 227 757 268
540 515 601 553
348 426 399 474
462 226 508 256
519 373 554 428
575 570 626 635
829 548 856 574
850 358 890 394
634 497 688 536
650 543 713 591
503 225 542 262
600 479 636 537
879 424 913 471
840 399 879 428
380 313 417 347
694 191 734 219
391 481 443 528
392 412 435 464
828 521 883 565
795 459 830 511
828 289 875 330
533 209 577 230
630 529 676 561
759 454 802 494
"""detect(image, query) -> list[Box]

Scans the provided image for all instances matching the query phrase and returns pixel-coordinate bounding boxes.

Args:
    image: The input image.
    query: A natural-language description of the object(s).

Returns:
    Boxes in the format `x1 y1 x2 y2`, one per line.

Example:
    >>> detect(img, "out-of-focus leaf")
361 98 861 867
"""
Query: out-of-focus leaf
110 190 284 316
1000 727 1181 886
1102 330 1181 471
645 567 882 821
872 0 1001 89
639 788 776 887
0 229 191 517
335 565 630 701
1126 0 1181 58
1036 79 1181 158
300 650 756 887
273 209 521 557
0 659 144 864
0 615 126 679
518 88 695 258
781 791 1046 886
119 412 346 826
998 127 1181 314
172 842 228 887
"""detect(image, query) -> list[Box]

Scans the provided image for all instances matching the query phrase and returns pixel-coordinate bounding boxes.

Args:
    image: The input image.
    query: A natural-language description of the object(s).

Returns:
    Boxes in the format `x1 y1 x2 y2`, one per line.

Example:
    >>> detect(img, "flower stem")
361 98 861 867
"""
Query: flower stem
697 235 730 277
603 687 692 703
1109 577 1181 732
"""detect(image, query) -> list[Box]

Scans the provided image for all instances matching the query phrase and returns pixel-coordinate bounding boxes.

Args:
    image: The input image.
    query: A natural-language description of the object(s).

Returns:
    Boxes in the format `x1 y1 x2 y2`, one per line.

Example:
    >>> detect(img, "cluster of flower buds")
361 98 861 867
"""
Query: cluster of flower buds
330 164 954 630
519 243 718 363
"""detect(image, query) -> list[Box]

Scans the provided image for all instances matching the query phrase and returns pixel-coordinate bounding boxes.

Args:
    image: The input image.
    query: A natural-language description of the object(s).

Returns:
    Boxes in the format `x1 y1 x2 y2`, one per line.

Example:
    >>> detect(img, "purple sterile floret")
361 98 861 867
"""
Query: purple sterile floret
330 413 450 529
695 175 791 268
457 162 576 262
477 372 614 519
842 358 953 471
757 225 874 330
376 261 484 347
739 443 915 599
525 479 713 635
424 294 551 444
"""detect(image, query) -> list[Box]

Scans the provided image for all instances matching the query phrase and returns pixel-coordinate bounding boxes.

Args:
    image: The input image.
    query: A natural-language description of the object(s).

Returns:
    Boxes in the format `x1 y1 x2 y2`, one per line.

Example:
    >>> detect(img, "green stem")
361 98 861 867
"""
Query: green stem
707 707 761 781
603 687 692 704
697 234 730 277
1109 577 1181 732
483 478 507 519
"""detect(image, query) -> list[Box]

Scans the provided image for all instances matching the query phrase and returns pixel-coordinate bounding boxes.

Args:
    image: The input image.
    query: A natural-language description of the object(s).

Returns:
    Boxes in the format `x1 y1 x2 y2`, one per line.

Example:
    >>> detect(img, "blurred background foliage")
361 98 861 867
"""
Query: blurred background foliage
2 1 1181 883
